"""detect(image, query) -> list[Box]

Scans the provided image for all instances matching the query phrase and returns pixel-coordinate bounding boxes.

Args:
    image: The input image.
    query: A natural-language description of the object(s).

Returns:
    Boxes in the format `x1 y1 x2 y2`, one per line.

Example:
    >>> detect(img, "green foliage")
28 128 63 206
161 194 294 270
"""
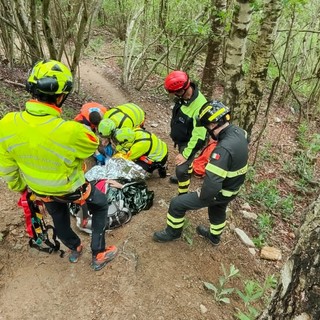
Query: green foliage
258 142 277 162
244 166 256 183
85 36 105 54
252 234 266 249
235 275 277 320
278 194 295 218
257 213 273 234
293 122 319 184
0 87 25 118
182 218 194 245
252 213 273 248
248 179 280 210
244 177 296 220
204 265 277 317
203 264 239 304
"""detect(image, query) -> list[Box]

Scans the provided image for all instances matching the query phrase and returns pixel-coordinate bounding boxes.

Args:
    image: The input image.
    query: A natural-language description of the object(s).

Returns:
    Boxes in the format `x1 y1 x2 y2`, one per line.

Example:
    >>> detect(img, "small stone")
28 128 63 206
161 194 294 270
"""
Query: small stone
241 203 251 210
288 232 295 239
13 243 24 250
260 246 282 261
293 313 311 320
234 228 255 247
200 304 208 314
248 248 256 256
240 210 257 220
226 207 233 218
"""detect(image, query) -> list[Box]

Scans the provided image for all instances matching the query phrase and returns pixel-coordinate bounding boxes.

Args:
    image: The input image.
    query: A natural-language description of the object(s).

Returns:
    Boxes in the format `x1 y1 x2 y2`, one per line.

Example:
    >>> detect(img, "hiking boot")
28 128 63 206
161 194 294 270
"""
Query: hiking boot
169 176 178 184
158 166 167 178
153 229 181 242
196 225 220 246
69 244 83 263
91 245 118 271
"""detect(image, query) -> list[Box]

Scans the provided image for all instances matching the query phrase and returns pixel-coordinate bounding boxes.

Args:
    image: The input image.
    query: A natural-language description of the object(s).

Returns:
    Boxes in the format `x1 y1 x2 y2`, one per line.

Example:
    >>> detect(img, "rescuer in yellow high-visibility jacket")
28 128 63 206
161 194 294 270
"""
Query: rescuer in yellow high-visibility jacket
0 59 117 271
111 127 168 178
96 103 146 165
101 102 145 136
163 71 207 195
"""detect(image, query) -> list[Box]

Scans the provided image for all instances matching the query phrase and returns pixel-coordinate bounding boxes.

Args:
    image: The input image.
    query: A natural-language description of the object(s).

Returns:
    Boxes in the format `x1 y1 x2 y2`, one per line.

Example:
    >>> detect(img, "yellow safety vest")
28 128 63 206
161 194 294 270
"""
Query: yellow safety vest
0 100 99 195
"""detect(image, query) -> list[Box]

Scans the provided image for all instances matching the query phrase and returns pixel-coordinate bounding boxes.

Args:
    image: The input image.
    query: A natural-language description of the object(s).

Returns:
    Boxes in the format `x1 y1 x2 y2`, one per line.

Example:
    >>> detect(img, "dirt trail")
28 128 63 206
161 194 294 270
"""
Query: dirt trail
0 60 267 320
79 60 127 106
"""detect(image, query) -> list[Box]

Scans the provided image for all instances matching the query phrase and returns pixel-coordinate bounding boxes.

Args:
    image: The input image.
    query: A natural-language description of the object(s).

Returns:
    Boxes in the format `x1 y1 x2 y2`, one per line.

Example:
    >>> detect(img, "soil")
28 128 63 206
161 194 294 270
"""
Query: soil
0 54 318 320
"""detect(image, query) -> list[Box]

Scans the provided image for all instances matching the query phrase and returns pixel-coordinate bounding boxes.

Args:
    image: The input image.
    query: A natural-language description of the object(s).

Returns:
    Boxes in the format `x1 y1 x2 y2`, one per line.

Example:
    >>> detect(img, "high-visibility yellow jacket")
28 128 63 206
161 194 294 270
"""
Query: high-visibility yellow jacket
170 83 207 159
103 103 145 129
122 128 167 163
0 100 99 195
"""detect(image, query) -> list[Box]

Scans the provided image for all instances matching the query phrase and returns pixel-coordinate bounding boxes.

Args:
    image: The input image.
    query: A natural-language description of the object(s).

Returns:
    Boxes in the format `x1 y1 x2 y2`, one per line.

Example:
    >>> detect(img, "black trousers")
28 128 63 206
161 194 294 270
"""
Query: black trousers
135 153 168 173
175 145 197 194
44 182 109 256
169 192 234 228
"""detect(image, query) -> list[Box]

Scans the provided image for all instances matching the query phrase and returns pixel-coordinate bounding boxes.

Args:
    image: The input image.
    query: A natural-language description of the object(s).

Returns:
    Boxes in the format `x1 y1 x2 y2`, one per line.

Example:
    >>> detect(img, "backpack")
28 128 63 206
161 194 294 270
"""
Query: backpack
69 179 153 233
193 140 217 177
69 180 133 233
18 190 64 256
102 179 154 214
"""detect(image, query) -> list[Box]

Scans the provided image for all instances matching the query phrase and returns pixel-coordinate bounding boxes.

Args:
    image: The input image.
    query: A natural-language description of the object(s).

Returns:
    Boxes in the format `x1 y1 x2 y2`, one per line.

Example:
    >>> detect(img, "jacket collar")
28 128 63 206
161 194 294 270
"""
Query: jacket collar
25 100 62 117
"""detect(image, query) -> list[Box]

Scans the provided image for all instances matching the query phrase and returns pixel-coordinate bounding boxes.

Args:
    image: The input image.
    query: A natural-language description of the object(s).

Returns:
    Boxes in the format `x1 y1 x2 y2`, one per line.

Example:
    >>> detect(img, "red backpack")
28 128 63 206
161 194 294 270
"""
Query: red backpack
18 190 63 256
193 140 217 178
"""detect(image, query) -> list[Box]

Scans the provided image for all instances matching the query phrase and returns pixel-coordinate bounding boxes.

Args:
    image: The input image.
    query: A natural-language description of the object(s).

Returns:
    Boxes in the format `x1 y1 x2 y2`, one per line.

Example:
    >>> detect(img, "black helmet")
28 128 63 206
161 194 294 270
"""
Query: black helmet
198 100 230 127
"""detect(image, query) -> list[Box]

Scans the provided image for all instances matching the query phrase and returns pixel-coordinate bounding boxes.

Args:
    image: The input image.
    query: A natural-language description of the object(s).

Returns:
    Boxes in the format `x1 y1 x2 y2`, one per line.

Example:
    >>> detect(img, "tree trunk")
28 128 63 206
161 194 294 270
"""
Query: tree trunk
223 0 254 113
201 0 227 98
259 194 320 320
237 0 283 134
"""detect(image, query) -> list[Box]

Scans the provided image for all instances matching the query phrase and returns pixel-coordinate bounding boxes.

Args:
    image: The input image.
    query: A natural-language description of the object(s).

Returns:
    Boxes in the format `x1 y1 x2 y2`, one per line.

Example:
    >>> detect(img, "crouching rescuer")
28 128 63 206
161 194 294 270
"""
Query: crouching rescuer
153 101 249 245
0 59 117 271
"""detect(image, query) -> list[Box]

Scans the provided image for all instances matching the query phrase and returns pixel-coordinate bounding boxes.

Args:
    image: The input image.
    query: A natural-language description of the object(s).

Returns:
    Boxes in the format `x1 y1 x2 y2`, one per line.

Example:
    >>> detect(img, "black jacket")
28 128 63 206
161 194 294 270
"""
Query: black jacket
170 84 207 159
200 124 249 202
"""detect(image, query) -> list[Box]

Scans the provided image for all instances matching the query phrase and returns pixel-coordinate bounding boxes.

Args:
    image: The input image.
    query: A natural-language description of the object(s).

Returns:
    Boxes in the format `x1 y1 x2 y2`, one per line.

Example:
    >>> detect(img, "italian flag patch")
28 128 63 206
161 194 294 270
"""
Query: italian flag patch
211 153 220 160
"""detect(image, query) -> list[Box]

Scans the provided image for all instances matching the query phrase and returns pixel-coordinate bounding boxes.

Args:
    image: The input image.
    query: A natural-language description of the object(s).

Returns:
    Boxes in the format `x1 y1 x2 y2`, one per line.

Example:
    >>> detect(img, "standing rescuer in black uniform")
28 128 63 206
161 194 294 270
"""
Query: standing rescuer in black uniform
153 100 249 245
164 71 207 195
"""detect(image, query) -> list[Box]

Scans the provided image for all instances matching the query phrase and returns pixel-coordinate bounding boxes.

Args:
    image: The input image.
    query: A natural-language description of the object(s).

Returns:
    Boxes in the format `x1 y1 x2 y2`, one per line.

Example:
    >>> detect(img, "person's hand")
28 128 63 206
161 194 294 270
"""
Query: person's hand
106 179 123 189
175 153 187 166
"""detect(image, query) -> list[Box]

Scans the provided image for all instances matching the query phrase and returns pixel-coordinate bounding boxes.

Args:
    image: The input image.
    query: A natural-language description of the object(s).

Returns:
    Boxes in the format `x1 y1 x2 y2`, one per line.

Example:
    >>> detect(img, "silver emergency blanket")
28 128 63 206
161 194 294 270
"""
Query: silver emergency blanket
85 157 149 182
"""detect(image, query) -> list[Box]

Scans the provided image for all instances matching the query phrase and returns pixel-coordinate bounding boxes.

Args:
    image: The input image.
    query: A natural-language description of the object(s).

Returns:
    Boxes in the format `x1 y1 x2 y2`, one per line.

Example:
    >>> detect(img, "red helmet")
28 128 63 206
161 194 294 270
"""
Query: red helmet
164 71 190 93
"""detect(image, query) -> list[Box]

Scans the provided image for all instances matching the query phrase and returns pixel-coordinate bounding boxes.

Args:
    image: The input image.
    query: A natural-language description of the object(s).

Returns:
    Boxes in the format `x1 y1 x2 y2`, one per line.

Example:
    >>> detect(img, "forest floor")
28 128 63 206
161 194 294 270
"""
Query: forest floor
0 38 319 320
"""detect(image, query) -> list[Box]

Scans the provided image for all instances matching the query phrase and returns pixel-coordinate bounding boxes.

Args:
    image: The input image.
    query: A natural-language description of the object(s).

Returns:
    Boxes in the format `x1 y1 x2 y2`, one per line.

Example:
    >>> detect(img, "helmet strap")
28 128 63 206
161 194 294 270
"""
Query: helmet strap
208 128 218 140
56 93 68 107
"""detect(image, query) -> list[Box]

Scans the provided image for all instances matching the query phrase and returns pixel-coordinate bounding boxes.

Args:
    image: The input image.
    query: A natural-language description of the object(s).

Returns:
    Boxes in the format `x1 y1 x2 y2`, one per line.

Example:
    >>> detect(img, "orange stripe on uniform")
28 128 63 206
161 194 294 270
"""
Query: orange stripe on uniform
86 132 98 143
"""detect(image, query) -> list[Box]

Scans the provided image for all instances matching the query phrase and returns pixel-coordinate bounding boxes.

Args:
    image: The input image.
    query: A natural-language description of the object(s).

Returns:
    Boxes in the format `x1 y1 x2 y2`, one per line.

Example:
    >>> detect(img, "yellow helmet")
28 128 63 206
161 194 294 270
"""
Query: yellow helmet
98 118 116 137
112 128 135 152
26 59 73 96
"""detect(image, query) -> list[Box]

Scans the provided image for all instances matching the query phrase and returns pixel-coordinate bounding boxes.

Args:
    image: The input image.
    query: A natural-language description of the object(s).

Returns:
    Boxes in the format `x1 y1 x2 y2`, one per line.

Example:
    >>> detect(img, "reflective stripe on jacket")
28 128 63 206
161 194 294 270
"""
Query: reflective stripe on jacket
170 84 207 159
125 129 167 162
0 100 99 195
103 103 145 129
199 124 249 202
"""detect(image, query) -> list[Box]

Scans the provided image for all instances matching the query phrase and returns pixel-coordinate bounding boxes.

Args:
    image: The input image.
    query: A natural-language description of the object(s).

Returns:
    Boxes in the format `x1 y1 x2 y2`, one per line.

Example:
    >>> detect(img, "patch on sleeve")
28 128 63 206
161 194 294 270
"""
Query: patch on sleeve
86 132 98 143
211 152 220 160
